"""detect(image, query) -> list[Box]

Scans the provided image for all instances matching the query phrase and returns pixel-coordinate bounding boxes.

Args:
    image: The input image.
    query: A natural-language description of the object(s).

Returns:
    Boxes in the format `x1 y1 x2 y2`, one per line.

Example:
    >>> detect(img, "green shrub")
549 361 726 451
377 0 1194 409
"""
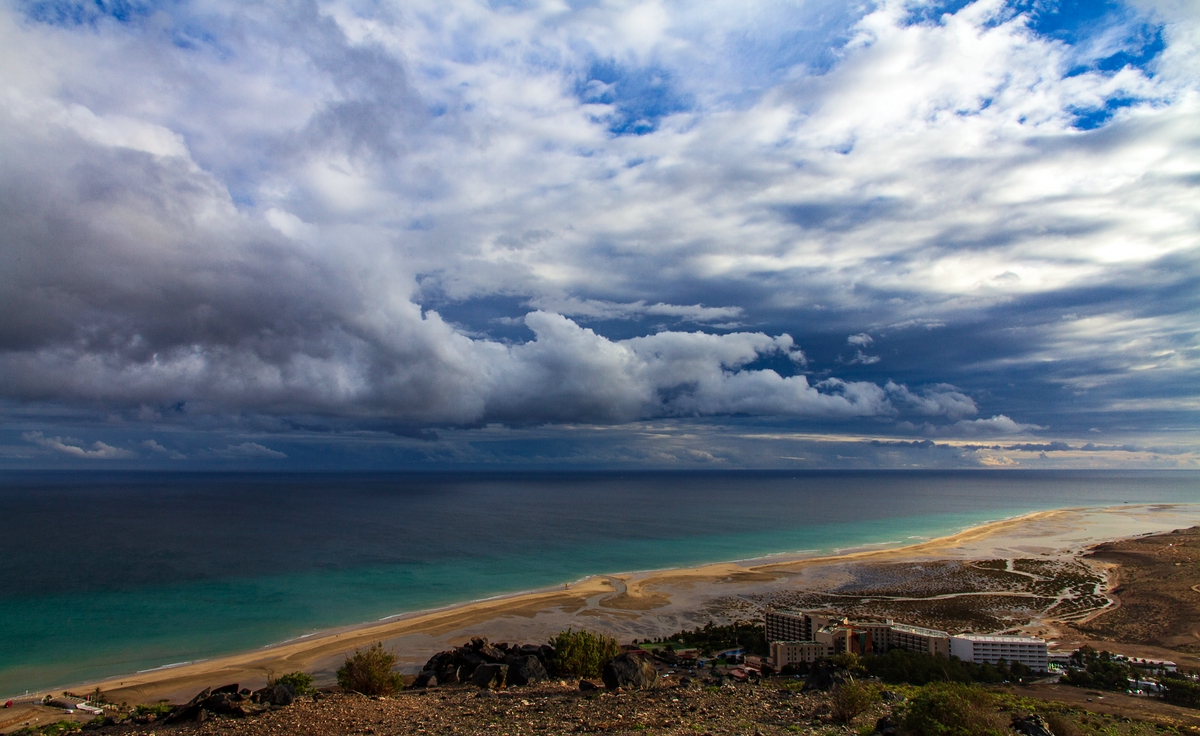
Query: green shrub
13 721 84 736
898 683 1006 736
1161 674 1200 709
549 628 621 678
832 652 861 671
336 642 404 695
658 621 769 657
830 680 878 725
270 671 316 695
863 648 1005 686
1061 647 1133 691
133 701 173 716
1044 713 1083 736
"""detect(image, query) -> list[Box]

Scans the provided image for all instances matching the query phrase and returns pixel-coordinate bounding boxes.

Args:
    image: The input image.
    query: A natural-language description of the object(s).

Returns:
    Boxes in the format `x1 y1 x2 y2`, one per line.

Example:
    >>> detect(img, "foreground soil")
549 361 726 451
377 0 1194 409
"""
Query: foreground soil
1068 526 1200 654
28 680 1200 736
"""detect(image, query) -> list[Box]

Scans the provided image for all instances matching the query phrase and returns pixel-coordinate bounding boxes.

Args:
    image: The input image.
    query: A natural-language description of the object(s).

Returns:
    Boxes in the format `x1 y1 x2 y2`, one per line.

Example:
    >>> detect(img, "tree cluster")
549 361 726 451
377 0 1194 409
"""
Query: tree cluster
862 648 1035 686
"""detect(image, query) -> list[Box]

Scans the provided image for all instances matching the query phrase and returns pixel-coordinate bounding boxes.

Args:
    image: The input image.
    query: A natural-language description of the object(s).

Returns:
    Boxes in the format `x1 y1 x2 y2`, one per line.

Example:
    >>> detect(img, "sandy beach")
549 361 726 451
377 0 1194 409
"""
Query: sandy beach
38 503 1200 706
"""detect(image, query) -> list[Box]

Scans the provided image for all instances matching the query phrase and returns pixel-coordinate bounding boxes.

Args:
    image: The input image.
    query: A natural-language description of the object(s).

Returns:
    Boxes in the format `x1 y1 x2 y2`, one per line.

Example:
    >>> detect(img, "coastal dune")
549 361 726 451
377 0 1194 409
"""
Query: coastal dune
51 504 1200 705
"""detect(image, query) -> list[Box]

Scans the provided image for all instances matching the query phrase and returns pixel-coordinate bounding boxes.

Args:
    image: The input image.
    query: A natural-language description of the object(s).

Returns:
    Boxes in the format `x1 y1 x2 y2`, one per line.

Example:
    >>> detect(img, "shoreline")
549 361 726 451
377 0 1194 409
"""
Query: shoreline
15 502 1200 705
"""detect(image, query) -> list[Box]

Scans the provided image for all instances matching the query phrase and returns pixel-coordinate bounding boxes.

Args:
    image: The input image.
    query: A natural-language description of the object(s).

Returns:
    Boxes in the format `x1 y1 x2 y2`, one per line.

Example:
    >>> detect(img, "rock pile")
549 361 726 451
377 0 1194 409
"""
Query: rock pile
1011 714 1054 736
162 682 301 723
413 637 553 690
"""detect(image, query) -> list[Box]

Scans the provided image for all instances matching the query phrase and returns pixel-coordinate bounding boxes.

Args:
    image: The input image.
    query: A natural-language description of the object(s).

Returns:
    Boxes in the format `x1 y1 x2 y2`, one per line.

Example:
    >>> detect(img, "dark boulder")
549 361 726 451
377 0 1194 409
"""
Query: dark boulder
507 655 549 686
1012 715 1054 736
412 671 439 689
457 649 488 674
601 653 657 691
578 680 600 693
518 644 543 658
471 663 508 689
478 645 508 664
202 692 256 716
252 683 296 706
873 716 898 736
165 687 211 723
423 651 454 672
210 683 240 695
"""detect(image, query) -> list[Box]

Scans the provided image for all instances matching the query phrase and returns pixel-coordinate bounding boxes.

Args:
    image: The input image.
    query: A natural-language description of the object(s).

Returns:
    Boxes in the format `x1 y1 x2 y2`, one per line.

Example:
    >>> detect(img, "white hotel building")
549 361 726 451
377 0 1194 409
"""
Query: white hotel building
949 634 1049 672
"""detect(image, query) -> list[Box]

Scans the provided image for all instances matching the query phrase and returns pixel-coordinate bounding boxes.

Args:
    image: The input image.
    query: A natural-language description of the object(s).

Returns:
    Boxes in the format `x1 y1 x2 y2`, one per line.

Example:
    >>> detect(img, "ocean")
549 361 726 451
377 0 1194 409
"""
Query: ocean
1 469 1198 697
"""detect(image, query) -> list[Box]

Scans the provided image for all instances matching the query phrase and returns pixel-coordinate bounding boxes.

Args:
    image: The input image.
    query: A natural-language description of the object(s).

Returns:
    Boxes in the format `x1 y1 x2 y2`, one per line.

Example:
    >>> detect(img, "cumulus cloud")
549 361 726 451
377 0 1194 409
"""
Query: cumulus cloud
951 415 1044 436
23 431 136 459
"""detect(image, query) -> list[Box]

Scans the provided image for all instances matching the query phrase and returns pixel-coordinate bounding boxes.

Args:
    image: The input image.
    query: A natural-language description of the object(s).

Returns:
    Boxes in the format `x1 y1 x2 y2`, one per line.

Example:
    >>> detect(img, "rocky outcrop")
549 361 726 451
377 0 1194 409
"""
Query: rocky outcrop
415 637 555 690
164 682 299 723
253 683 297 707
507 655 549 686
470 663 508 689
601 653 657 690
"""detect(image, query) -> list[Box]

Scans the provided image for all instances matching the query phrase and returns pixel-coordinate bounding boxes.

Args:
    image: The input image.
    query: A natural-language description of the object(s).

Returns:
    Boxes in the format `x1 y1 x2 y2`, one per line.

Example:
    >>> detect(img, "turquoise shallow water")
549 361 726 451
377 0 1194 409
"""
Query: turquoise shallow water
1 470 1198 696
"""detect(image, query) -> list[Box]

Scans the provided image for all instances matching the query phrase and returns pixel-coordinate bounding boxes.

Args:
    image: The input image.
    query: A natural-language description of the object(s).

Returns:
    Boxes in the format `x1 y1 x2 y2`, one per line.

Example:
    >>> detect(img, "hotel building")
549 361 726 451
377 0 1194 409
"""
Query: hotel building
949 635 1049 671
766 609 1046 672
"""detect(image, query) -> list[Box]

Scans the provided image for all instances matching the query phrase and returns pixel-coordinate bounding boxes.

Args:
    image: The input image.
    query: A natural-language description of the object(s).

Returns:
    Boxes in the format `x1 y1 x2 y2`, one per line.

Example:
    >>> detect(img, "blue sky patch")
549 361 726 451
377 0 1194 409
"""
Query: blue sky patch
1071 96 1138 130
1023 0 1164 74
904 0 1164 77
576 60 692 136
20 0 161 26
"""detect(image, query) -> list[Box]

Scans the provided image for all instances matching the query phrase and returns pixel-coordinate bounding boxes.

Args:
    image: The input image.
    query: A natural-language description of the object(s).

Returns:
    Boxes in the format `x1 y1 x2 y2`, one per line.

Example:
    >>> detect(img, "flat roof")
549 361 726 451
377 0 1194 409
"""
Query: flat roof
952 635 1046 644
889 623 950 637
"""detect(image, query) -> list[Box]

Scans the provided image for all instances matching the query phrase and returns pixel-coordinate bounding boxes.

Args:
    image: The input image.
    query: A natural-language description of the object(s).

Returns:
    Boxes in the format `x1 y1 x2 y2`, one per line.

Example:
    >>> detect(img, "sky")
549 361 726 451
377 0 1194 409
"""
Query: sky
0 0 1198 470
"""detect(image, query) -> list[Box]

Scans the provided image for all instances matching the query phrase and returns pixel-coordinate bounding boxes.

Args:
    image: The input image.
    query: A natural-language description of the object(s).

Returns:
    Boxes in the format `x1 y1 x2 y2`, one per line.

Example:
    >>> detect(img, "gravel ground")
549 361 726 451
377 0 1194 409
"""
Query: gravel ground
99 682 877 736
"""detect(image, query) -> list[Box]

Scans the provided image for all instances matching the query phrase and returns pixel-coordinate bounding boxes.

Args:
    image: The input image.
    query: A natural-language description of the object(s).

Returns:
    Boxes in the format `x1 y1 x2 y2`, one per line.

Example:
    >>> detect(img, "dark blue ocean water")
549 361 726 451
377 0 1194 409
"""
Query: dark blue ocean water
1 470 1198 696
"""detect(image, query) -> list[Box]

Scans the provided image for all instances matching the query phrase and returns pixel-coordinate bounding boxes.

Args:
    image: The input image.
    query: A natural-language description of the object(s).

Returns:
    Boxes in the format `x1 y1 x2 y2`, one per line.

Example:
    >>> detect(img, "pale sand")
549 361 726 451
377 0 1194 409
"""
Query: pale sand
62 503 1199 705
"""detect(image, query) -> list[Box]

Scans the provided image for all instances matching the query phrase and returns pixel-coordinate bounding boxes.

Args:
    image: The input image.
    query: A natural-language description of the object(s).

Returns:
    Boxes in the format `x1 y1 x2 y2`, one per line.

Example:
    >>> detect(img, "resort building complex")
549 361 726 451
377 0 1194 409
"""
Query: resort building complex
766 609 1047 671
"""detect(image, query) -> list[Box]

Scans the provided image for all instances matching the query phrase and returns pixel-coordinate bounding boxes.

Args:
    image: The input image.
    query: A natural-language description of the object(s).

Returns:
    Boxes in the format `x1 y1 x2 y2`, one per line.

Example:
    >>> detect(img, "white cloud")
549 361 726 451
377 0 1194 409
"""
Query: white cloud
885 382 978 420
142 439 187 460
525 296 743 324
847 333 873 346
23 431 136 459
212 442 287 459
951 415 1044 436
848 350 881 365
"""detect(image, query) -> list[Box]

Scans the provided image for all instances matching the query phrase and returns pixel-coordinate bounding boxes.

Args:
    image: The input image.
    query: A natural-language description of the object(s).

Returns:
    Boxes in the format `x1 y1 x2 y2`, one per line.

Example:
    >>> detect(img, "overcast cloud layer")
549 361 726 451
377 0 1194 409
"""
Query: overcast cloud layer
1 0 1198 468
